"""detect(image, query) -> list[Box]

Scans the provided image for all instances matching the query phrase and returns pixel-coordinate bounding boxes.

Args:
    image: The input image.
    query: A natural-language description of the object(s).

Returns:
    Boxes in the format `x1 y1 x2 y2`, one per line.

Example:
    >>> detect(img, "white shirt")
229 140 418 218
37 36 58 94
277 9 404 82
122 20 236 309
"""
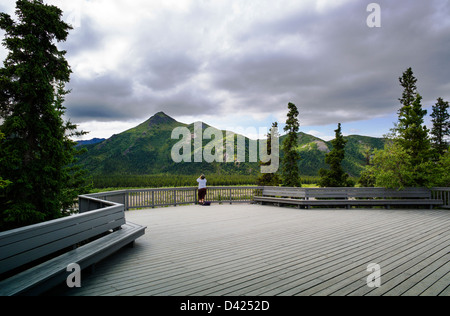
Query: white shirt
197 178 207 189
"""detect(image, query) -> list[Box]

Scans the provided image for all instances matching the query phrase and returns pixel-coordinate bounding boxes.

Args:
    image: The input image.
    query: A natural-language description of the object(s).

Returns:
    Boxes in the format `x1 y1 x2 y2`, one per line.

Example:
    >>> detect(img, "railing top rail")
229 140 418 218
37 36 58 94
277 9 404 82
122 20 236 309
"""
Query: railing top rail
82 186 447 196
1 201 122 238
431 187 450 191
126 186 263 192
78 194 123 206
84 190 129 198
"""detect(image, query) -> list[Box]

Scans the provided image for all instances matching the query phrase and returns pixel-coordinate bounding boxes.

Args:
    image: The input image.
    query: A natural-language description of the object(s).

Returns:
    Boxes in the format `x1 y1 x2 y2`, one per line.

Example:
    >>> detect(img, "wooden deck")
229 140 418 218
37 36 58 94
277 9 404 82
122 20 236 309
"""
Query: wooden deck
49 204 449 296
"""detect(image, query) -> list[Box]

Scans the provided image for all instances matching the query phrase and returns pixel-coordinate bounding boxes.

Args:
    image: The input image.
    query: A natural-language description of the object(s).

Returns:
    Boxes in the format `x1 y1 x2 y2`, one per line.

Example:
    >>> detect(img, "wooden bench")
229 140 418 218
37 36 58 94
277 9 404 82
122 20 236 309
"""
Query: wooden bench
254 187 443 209
0 198 146 296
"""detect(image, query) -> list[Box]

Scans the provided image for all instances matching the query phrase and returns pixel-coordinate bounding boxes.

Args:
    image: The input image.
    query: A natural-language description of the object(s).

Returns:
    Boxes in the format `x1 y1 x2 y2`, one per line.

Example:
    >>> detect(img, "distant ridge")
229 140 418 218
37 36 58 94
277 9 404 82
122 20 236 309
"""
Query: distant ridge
76 138 106 146
76 112 385 177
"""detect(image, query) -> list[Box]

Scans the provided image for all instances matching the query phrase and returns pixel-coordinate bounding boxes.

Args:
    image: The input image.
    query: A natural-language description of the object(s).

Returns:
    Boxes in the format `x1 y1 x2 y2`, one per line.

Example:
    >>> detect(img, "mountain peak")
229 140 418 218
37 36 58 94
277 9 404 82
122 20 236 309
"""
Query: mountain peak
146 111 177 127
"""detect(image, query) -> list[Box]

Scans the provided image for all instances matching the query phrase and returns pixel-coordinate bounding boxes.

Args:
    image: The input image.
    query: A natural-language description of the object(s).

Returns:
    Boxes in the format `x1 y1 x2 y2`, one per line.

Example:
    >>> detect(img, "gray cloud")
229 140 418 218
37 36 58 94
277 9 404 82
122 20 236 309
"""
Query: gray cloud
63 16 104 57
65 74 136 121
199 0 450 125
4 0 446 132
137 53 203 91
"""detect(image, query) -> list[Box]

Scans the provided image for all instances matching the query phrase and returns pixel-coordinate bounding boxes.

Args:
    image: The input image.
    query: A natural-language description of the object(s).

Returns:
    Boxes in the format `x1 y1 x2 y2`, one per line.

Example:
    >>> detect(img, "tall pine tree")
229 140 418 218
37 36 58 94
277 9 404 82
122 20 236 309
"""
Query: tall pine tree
391 68 431 166
395 93 431 165
430 97 450 158
281 102 301 187
365 67 435 188
318 123 353 187
398 67 417 112
0 0 89 231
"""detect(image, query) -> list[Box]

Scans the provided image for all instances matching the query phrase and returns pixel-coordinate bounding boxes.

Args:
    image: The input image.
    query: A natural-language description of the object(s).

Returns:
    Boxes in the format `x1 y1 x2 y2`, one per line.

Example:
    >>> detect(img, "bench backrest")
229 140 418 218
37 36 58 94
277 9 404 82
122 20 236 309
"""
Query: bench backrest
261 187 432 199
262 187 306 198
306 188 348 198
346 187 432 199
0 201 125 276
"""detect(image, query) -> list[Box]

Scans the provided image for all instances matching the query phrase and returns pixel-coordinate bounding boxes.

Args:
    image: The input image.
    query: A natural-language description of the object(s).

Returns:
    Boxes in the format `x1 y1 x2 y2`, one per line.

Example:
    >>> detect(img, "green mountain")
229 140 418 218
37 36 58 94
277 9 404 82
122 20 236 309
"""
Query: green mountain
76 112 385 178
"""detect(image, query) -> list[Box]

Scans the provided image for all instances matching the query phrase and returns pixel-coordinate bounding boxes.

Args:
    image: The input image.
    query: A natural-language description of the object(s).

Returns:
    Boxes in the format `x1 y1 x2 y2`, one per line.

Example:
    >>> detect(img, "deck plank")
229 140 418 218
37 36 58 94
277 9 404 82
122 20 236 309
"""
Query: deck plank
48 205 450 296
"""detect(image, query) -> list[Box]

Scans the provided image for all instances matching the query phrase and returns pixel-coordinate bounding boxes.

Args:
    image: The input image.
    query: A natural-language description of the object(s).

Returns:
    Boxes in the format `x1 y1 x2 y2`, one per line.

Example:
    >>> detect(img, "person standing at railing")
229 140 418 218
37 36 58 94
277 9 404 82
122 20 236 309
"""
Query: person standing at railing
197 174 207 205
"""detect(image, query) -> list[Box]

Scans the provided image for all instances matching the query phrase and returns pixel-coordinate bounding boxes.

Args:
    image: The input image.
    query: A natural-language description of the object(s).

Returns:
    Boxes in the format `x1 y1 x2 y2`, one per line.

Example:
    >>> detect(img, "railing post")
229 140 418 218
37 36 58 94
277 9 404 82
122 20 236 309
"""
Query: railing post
152 191 155 208
431 187 450 209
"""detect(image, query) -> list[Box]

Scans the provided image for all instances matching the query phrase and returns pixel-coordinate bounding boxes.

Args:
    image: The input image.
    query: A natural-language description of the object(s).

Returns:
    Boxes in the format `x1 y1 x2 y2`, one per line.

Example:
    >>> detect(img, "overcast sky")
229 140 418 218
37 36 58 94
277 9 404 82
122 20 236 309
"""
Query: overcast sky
1 0 449 140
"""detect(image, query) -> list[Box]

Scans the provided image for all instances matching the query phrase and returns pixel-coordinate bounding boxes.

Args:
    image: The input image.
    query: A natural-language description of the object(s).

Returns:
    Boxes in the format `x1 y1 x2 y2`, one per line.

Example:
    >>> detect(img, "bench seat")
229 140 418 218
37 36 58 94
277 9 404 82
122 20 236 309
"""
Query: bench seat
0 221 144 296
0 197 146 296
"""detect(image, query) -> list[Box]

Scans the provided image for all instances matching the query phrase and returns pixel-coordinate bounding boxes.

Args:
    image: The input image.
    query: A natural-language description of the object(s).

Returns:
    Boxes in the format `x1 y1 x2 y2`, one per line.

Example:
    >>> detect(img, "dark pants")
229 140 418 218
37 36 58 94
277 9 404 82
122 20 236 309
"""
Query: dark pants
198 188 207 201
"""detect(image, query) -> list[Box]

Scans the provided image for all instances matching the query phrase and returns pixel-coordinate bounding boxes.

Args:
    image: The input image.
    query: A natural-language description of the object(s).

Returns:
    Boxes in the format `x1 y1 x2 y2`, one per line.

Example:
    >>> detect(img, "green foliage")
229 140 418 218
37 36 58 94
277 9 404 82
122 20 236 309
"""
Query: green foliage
398 67 417 111
318 123 354 187
391 68 431 167
433 150 450 187
0 132 11 192
362 141 448 189
361 67 448 189
430 97 450 158
393 93 431 165
92 174 259 189
90 173 320 189
281 103 302 187
0 1 90 231
364 141 417 188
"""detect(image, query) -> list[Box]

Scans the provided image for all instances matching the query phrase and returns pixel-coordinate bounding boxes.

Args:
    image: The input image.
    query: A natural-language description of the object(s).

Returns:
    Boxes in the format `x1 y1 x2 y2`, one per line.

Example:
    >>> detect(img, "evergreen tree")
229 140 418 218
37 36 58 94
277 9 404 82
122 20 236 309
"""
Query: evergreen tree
257 122 281 186
430 97 450 157
392 68 431 166
318 123 353 187
0 0 89 231
364 67 436 188
0 131 11 192
281 102 301 187
395 93 431 166
398 67 417 112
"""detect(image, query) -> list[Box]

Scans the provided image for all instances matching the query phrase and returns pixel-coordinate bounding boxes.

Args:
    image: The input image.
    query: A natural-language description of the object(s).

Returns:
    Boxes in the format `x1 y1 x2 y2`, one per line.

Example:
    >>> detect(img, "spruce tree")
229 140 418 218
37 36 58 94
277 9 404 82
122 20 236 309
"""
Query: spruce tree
281 102 301 187
0 0 89 230
366 67 435 188
430 97 450 157
398 67 417 112
318 123 353 187
392 68 431 166
395 93 431 166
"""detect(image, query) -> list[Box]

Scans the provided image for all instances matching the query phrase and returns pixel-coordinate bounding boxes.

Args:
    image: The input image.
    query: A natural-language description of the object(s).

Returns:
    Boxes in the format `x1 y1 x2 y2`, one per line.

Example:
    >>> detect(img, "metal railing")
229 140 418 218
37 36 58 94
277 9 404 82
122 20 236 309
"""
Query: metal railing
79 186 449 212
431 187 450 209
80 186 263 212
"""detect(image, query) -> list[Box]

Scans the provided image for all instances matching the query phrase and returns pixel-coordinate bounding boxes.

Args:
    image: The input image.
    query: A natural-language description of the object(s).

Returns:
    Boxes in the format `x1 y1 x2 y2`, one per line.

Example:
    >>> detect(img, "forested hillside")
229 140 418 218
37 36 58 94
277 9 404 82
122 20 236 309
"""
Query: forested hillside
76 112 385 187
